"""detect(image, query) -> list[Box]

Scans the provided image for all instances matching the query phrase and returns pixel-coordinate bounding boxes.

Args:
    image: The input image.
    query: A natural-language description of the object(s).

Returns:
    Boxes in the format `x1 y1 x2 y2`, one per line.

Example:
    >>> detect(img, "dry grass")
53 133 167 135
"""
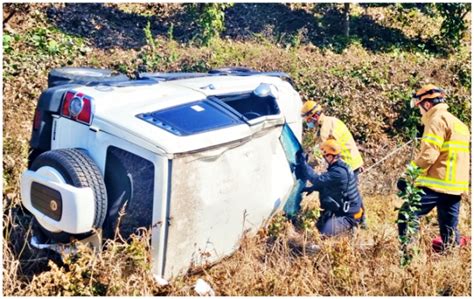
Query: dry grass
3 192 471 296
3 3 471 296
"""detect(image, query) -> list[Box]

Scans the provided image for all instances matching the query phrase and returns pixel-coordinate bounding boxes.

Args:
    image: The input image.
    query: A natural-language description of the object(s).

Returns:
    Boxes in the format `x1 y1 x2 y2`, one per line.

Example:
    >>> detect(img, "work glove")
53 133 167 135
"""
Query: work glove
397 178 407 192
296 149 309 166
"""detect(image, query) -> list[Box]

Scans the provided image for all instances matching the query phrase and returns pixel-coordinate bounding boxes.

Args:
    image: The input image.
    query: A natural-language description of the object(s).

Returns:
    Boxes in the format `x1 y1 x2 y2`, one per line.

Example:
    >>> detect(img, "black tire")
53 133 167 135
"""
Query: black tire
209 67 255 74
48 67 129 88
30 148 107 243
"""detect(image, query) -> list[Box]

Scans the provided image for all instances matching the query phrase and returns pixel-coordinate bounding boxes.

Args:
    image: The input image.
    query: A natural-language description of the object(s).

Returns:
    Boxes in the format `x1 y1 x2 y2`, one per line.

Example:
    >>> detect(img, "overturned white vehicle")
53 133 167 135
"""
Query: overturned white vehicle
21 67 305 279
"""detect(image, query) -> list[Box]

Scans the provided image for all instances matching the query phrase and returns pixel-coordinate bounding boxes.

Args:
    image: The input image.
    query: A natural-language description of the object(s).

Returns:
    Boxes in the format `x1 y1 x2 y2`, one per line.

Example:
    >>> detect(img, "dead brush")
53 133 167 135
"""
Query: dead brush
15 229 161 296
3 188 471 296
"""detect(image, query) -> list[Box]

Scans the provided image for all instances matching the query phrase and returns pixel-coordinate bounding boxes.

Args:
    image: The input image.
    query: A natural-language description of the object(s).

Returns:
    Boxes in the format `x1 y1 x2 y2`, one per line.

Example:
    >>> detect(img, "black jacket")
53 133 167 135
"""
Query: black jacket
301 159 362 215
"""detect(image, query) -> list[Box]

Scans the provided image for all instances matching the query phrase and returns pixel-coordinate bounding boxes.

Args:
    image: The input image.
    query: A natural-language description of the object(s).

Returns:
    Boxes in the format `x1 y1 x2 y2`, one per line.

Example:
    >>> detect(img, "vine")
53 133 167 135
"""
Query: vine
396 163 424 266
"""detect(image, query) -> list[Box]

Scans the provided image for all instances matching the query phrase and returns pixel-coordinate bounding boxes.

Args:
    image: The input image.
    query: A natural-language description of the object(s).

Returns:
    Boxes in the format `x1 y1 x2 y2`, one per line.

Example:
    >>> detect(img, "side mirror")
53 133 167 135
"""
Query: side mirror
253 83 277 98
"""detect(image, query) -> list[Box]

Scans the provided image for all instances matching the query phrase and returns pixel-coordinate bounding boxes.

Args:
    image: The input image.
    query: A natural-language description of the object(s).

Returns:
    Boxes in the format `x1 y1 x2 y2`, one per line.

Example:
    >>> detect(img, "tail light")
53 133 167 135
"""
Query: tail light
61 91 94 125
33 109 42 130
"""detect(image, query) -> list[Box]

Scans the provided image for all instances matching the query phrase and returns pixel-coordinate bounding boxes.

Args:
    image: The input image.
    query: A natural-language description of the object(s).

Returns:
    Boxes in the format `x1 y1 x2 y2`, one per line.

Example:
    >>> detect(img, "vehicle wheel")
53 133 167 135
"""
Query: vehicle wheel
209 67 255 74
30 148 107 243
48 67 129 88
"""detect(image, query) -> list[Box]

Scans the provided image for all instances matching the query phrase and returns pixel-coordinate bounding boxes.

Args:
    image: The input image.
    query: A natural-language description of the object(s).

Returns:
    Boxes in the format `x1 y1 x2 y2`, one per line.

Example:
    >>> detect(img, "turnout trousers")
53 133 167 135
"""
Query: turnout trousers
317 211 359 237
398 187 461 247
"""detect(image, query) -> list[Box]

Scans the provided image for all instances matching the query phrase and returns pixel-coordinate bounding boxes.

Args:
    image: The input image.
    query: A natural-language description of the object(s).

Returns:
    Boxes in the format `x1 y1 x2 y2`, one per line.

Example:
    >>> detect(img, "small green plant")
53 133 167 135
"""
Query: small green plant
144 20 156 53
396 163 424 266
30 28 49 52
116 63 128 74
140 21 180 71
268 213 287 238
22 26 85 57
191 3 233 46
141 20 163 71
299 208 320 232
3 33 14 55
167 24 175 41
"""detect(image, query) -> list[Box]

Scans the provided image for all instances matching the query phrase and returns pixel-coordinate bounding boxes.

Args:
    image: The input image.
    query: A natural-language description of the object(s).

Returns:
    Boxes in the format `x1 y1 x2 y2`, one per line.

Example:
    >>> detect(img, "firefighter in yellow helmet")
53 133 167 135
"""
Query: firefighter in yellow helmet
398 84 470 250
301 100 364 175
297 138 364 236
301 100 367 227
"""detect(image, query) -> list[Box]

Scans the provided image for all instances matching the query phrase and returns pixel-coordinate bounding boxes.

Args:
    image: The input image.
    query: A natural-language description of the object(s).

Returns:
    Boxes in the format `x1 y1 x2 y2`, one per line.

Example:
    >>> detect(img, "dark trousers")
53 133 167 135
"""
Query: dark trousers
398 187 461 247
317 212 358 237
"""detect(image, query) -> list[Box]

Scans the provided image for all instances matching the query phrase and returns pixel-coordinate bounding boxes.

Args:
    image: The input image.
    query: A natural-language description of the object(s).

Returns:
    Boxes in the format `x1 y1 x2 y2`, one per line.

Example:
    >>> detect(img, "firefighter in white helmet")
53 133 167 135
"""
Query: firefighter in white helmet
398 84 470 250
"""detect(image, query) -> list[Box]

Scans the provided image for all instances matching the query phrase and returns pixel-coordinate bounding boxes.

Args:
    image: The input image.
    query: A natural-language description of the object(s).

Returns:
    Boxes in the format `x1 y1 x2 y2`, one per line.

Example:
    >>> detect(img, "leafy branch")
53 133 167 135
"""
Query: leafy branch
396 163 424 266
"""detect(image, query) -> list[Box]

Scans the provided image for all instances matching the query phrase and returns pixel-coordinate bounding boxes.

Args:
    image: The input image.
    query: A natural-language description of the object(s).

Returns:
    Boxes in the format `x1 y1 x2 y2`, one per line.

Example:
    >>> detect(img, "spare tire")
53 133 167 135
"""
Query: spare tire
30 148 107 243
48 67 129 88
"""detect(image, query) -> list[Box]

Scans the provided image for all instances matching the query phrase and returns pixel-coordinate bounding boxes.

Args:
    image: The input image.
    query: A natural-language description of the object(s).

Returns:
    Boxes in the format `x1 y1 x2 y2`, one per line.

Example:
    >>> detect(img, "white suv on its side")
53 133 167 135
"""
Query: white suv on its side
21 67 304 279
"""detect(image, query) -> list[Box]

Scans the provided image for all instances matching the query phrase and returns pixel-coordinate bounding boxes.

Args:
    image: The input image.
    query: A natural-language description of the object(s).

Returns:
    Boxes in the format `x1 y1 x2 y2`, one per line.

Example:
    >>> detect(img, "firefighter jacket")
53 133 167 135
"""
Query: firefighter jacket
300 159 362 216
411 103 470 195
317 114 364 171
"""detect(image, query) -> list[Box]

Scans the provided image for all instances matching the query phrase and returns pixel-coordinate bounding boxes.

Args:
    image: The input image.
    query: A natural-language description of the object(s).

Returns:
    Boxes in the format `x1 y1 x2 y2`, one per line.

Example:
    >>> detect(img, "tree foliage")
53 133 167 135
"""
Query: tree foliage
435 3 471 51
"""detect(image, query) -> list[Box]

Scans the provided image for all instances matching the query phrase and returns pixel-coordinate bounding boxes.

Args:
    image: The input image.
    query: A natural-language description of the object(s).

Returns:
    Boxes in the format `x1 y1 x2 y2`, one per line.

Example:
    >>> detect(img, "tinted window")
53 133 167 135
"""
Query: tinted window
137 100 245 136
213 93 280 121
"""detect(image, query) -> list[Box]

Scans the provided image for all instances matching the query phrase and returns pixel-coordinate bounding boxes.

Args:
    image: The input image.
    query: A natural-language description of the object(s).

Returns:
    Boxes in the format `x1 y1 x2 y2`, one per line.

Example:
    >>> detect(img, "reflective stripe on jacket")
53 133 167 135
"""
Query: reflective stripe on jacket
411 103 470 195
318 114 364 170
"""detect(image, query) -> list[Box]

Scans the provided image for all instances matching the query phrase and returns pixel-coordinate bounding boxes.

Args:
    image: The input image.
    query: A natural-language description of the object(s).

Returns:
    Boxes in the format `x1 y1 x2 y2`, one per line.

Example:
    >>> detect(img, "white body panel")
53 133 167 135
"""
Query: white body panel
164 126 293 278
50 116 170 276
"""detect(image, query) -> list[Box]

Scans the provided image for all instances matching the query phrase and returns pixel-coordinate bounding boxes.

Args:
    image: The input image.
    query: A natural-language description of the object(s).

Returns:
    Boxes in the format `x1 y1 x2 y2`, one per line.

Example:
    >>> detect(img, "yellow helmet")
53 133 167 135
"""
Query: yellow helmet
320 138 341 156
411 84 446 108
301 100 322 118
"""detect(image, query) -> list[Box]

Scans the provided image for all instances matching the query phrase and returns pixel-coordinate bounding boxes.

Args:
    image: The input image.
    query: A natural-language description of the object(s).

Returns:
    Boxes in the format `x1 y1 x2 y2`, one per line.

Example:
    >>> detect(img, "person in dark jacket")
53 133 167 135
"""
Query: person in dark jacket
297 139 364 236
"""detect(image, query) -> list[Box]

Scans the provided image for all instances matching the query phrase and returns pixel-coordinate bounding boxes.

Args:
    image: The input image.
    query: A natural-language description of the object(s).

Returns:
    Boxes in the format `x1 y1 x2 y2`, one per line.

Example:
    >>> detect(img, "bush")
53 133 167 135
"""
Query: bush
188 3 233 46
436 3 471 51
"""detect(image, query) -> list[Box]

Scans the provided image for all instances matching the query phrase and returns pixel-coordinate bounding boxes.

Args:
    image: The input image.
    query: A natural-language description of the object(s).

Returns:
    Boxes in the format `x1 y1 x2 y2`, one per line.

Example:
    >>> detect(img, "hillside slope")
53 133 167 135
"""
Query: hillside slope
3 3 471 295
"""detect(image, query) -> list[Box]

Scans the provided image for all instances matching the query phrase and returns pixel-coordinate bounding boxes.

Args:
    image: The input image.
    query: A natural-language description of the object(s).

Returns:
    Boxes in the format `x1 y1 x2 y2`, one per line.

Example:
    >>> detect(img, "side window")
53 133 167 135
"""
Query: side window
212 93 280 121
103 146 155 239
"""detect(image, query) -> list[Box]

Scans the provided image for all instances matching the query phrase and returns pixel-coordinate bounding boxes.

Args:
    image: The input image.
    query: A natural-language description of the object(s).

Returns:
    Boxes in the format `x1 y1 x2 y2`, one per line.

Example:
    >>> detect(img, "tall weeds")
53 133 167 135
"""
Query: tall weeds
3 3 471 296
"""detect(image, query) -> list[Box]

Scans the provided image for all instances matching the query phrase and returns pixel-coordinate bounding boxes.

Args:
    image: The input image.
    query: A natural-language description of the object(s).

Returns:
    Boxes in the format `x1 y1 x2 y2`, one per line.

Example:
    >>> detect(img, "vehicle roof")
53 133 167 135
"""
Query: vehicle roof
70 75 297 154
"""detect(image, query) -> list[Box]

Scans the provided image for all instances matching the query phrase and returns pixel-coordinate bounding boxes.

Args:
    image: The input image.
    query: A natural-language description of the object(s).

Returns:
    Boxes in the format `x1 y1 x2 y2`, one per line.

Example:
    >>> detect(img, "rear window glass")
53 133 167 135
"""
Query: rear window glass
137 100 245 136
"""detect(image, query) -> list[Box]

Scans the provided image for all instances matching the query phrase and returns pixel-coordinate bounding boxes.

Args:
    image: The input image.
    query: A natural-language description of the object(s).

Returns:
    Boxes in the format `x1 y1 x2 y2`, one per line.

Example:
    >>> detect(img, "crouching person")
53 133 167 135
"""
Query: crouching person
297 139 364 236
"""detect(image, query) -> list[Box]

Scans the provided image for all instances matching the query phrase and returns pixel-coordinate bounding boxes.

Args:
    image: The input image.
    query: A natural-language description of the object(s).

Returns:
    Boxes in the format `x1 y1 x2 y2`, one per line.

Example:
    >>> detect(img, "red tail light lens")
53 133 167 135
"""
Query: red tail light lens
61 91 93 125
77 96 92 124
33 109 42 130
61 91 76 117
